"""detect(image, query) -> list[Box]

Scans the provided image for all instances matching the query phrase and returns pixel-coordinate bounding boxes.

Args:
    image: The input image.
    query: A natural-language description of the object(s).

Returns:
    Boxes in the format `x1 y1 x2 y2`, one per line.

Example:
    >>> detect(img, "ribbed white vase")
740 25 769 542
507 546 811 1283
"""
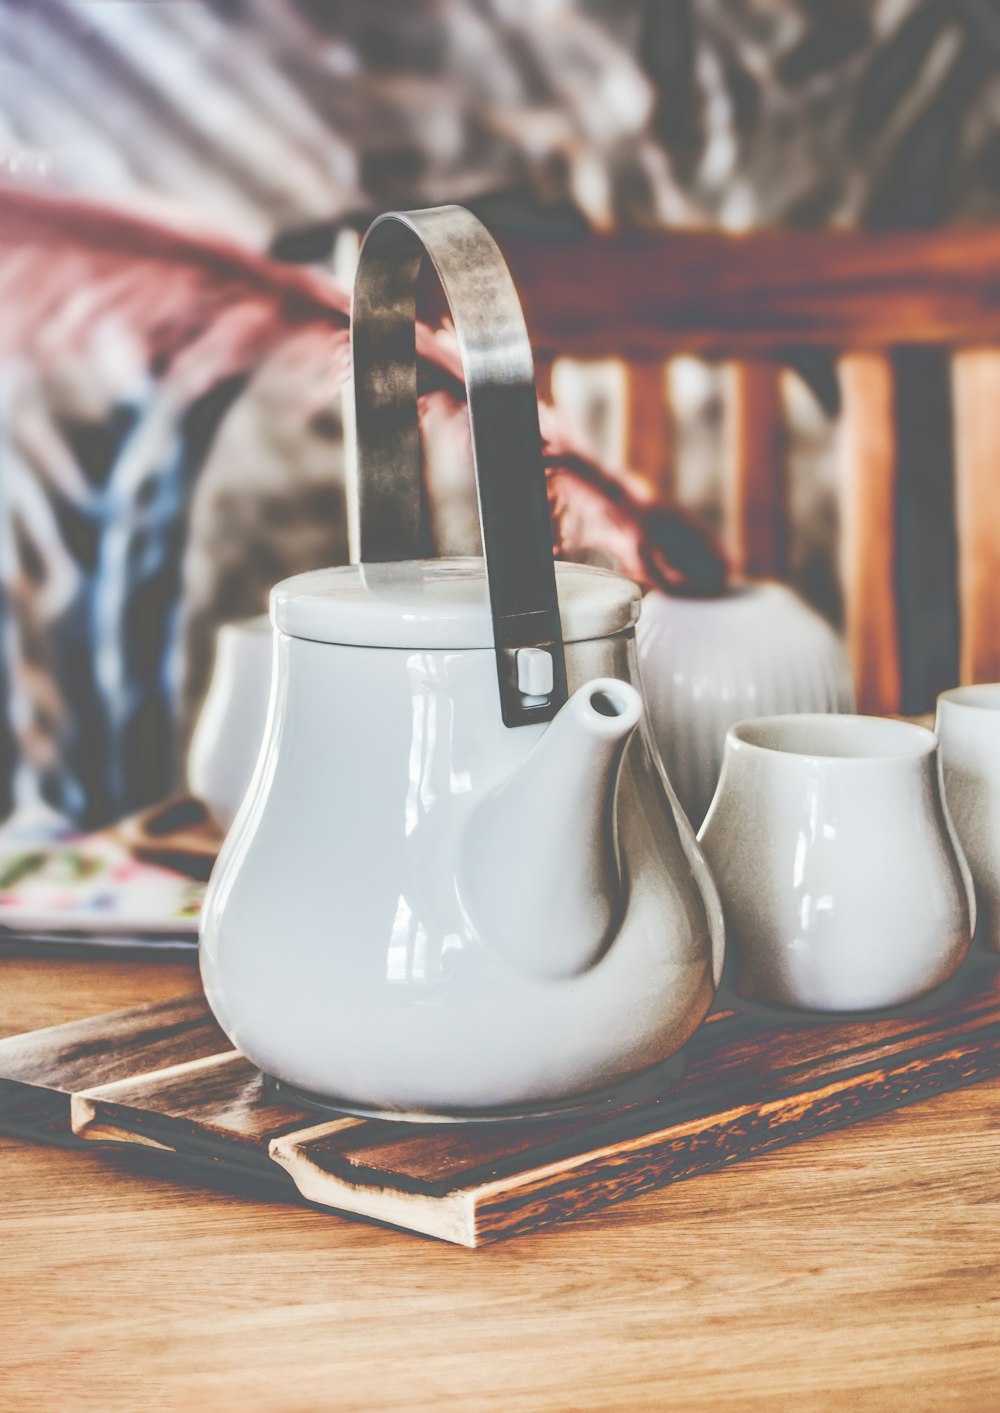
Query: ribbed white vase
637 583 855 829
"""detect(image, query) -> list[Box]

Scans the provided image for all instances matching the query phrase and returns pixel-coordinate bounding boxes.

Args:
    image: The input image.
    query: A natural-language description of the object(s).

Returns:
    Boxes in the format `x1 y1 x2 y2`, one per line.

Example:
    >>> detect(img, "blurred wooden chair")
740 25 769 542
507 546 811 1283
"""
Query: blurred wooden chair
498 227 1000 715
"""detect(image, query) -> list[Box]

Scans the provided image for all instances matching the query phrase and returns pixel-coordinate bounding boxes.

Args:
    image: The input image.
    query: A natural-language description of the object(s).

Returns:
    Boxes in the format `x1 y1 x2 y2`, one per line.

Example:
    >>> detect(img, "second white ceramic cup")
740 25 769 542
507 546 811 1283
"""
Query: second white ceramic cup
936 684 1000 953
699 714 975 1012
187 616 273 831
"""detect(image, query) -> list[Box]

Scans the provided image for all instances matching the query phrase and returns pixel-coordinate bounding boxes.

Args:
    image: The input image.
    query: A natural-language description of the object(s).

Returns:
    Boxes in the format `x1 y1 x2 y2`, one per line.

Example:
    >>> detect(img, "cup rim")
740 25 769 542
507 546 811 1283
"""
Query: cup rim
937 683 1000 714
728 713 935 763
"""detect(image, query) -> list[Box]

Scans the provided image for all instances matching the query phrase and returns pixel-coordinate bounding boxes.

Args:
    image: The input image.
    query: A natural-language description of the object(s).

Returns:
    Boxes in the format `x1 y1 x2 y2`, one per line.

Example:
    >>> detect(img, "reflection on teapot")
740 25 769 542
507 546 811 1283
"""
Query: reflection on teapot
199 206 723 1119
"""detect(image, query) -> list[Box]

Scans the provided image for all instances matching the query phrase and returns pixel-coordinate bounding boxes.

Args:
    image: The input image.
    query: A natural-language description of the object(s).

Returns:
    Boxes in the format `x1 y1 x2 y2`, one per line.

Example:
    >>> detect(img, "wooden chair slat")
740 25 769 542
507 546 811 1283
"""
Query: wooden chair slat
839 353 901 715
624 360 673 502
726 361 787 580
952 350 1000 685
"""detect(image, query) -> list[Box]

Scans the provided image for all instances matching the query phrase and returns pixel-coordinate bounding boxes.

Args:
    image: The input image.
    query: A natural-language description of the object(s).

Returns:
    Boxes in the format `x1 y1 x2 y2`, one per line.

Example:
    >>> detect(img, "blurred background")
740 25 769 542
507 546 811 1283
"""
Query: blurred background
3 0 1000 828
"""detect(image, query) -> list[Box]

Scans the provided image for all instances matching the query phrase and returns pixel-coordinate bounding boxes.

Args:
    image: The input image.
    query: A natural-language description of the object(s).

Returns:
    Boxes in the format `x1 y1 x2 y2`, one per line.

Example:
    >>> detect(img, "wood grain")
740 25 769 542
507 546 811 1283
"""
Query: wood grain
839 353 901 714
5 955 1000 1249
497 226 1000 357
0 989 226 1141
0 946 197 1038
725 361 787 579
952 349 1000 686
2 955 1000 1410
73 1051 321 1171
624 360 674 502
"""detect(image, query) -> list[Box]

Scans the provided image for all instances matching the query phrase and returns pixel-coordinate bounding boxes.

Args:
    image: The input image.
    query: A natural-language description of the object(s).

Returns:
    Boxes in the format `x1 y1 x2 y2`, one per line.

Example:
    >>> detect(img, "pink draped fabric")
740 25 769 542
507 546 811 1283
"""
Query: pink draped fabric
0 183 725 593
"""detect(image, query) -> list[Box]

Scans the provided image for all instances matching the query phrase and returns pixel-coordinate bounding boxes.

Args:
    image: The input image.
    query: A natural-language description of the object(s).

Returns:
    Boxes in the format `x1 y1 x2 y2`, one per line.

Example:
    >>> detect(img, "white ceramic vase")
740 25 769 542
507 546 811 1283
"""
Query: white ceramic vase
636 583 855 829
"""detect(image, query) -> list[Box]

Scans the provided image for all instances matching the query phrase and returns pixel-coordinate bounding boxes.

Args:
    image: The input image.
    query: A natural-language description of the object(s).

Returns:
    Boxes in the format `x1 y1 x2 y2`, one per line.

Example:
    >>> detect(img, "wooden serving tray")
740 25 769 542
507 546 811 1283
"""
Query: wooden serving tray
3 955 1000 1247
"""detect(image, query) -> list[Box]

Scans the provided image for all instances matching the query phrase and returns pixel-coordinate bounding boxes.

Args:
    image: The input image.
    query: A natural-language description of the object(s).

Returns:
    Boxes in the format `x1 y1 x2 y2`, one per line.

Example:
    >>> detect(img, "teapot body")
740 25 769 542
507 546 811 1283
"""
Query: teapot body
199 625 722 1117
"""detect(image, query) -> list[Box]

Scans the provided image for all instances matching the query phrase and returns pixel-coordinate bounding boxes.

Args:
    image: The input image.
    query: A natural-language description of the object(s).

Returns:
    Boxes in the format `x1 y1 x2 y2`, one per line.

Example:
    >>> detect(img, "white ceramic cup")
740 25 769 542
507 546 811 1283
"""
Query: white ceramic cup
698 714 975 1012
936 684 1000 952
186 616 273 831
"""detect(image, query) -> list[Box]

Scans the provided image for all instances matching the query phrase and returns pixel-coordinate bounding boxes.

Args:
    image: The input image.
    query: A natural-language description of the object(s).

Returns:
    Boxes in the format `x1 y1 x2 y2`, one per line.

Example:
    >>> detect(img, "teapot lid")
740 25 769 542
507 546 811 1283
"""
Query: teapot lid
271 557 640 649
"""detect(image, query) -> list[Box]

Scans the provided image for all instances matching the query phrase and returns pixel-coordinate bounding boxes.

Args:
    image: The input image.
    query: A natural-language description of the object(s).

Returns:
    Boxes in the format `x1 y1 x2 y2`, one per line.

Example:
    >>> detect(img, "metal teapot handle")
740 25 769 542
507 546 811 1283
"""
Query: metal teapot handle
350 205 568 728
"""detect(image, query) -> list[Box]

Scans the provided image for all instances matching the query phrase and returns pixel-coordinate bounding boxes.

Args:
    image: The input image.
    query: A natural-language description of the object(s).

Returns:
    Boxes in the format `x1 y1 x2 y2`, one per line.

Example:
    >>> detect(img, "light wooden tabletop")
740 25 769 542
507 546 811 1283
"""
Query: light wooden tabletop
2 949 999 1412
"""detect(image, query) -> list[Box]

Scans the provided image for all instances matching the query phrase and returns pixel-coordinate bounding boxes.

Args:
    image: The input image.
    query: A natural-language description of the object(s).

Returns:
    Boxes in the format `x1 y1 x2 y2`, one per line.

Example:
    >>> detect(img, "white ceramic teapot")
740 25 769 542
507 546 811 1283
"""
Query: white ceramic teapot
199 206 723 1119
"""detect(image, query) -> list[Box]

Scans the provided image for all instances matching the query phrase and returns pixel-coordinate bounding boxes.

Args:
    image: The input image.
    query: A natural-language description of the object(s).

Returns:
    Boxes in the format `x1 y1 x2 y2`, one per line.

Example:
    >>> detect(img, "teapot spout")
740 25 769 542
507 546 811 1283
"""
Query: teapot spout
458 678 642 979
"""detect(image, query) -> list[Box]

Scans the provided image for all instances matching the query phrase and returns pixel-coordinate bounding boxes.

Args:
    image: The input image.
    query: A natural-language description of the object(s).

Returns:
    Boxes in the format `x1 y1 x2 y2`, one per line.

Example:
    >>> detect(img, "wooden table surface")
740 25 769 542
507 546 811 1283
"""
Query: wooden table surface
2 949 999 1412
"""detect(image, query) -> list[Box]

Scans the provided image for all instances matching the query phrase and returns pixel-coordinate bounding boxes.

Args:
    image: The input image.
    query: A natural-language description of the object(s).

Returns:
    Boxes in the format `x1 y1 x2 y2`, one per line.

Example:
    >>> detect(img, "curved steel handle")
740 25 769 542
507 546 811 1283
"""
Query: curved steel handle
350 205 568 727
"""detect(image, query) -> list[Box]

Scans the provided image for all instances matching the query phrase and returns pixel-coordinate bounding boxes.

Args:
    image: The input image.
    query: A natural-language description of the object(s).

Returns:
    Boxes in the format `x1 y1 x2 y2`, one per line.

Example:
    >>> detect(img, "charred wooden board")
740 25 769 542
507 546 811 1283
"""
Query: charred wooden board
0 995 229 1142
2 958 1000 1245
